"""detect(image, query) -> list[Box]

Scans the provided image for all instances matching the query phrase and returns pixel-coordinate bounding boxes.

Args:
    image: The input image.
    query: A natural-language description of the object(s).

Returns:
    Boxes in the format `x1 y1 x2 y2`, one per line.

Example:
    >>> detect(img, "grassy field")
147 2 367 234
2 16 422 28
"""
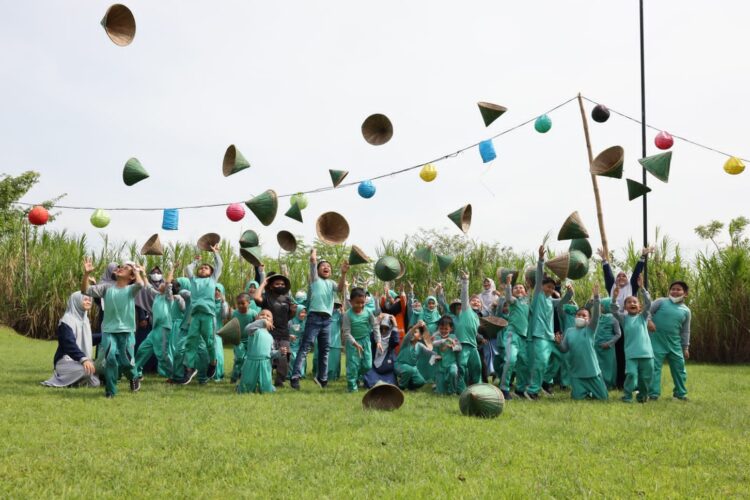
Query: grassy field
1 327 749 498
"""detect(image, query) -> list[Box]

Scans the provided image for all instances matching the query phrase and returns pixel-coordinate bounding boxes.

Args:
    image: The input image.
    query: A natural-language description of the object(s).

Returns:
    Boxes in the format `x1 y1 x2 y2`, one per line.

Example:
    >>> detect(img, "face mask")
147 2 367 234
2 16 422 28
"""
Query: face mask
574 317 588 328
150 273 162 282
670 296 684 303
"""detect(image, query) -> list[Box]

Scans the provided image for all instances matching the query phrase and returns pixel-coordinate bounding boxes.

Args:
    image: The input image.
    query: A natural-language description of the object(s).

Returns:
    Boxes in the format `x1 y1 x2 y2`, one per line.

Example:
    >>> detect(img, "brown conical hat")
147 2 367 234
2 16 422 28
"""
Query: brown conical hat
101 4 136 47
197 233 221 251
479 316 509 339
626 178 652 201
329 169 349 188
316 212 350 244
140 233 163 256
447 204 472 234
362 381 404 411
276 230 297 252
285 202 303 223
590 146 624 179
245 190 278 226
222 144 250 177
348 245 371 265
361 114 393 146
477 102 508 127
546 253 571 280
240 246 263 266
216 318 241 346
496 267 519 286
557 211 590 240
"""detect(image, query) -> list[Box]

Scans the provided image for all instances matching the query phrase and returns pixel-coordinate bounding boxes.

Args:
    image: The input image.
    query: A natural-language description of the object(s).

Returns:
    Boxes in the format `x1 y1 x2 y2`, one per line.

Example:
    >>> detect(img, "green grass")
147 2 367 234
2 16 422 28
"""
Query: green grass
1 327 749 498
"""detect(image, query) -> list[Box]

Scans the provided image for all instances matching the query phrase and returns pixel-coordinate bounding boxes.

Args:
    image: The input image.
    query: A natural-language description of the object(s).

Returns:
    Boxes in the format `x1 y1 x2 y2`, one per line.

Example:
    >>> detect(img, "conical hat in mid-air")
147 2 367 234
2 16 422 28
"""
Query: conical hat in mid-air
329 169 349 188
217 318 241 346
197 233 221 251
122 157 149 186
374 256 401 281
222 144 250 177
557 211 590 240
316 212 350 245
639 151 672 183
447 205 472 234
348 245 371 266
590 146 624 179
101 4 136 47
245 190 278 226
496 267 519 286
240 246 263 267
436 254 455 273
477 102 507 127
414 246 434 264
362 381 404 411
361 114 393 146
478 316 509 339
285 202 303 223
140 233 163 256
239 230 259 248
568 238 592 259
276 231 297 252
626 178 652 201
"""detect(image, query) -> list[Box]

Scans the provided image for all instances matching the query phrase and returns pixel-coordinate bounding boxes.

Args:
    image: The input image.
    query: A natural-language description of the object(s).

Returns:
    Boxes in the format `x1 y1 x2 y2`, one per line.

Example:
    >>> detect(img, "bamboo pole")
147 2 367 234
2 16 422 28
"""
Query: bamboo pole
577 93 609 258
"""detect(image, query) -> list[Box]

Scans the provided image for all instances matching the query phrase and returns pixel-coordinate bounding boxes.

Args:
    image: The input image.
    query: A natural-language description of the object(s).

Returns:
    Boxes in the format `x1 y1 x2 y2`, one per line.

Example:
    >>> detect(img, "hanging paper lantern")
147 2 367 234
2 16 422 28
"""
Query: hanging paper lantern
226 203 245 222
419 164 437 182
723 156 745 175
654 131 674 150
90 209 111 228
28 205 49 226
358 180 376 199
534 114 552 133
290 192 308 210
479 139 496 163
161 209 179 230
591 104 610 123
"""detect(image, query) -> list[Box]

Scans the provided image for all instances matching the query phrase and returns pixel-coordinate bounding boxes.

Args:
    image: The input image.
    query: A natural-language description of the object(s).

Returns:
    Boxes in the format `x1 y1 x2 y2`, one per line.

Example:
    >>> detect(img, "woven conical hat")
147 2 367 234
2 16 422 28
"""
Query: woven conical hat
639 151 672 183
362 381 404 411
479 316 509 339
240 246 263 266
396 260 406 280
316 212 350 245
329 169 349 188
447 204 472 234
590 146 624 179
414 246 434 264
626 178 652 201
276 231 297 252
557 211 590 240
222 145 250 177
361 114 393 146
374 256 400 281
496 267 519 286
239 230 259 248
567 250 590 280
477 102 507 127
349 245 371 266
101 4 136 47
546 253 571 280
140 233 163 256
197 233 221 251
285 202 303 223
436 254 455 273
122 157 149 186
569 238 592 259
245 190 278 226
217 318 241 346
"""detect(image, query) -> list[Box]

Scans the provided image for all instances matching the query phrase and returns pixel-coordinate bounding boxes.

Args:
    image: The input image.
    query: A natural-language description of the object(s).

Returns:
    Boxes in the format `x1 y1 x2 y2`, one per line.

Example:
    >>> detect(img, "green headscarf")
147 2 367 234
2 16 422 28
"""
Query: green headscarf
421 296 442 328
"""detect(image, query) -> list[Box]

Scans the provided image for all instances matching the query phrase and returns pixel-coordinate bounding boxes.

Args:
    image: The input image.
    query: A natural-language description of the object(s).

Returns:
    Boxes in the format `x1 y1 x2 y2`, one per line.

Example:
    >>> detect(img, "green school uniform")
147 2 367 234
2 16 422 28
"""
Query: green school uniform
434 334 461 395
611 290 653 402
593 298 621 389
558 297 608 400
170 277 190 381
500 285 530 393
396 331 436 390
237 320 279 394
649 298 691 399
546 303 575 388
454 287 481 393
230 309 258 383
212 284 228 381
183 253 222 374
288 306 307 379
343 308 379 392
134 284 173 379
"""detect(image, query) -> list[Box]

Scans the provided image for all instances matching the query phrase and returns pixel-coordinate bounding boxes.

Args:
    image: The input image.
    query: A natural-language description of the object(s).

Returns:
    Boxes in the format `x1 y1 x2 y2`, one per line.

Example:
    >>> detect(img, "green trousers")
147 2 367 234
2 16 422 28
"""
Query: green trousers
526 337 553 395
498 331 521 391
231 344 245 382
434 363 459 395
134 326 172 379
570 374 609 400
595 345 617 389
236 357 275 394
649 336 687 399
416 349 435 383
624 357 654 402
327 347 342 381
169 328 186 381
396 362 426 390
457 344 481 392
213 335 224 381
513 335 531 393
545 343 570 387
184 312 216 369
103 332 136 396
345 340 371 392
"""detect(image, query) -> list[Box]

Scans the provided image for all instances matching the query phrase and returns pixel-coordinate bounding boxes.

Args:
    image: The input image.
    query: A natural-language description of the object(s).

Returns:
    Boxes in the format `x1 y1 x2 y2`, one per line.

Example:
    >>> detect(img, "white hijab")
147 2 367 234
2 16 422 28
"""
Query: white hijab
610 270 633 312
479 278 496 315
60 292 93 359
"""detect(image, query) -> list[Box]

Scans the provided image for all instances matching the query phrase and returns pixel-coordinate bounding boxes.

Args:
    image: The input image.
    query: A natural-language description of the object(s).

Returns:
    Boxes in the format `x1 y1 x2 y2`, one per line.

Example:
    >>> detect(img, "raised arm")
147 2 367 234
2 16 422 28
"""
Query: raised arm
597 248 615 294
460 271 470 311
504 274 516 305
244 318 268 337
81 257 95 294
555 282 574 314
589 284 601 332
211 245 223 281
640 289 652 320
309 248 319 283
534 245 545 300
337 260 349 295
185 256 199 279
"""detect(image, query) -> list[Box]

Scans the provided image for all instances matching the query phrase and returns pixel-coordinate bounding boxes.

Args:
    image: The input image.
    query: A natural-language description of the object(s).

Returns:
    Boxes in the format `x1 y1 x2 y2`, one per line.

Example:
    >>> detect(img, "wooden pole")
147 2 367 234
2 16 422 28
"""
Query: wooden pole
577 93 609 258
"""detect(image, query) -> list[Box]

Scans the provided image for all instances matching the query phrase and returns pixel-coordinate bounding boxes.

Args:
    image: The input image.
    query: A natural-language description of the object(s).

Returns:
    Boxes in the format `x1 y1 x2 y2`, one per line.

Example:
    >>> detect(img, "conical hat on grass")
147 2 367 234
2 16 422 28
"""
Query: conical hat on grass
239 230 259 248
590 146 624 179
569 238 592 259
277 231 297 252
217 318 241 346
349 245 371 265
362 381 404 411
329 169 349 188
140 233 163 256
245 190 278 226
101 4 136 47
374 256 401 281
477 102 507 127
222 145 250 177
240 246 263 267
557 211 589 240
285 202 303 223
639 151 672 183
197 233 220 251
459 383 504 418
123 157 149 186
447 204 472 234
626 178 652 201
436 254 455 273
316 212 350 244
361 114 393 146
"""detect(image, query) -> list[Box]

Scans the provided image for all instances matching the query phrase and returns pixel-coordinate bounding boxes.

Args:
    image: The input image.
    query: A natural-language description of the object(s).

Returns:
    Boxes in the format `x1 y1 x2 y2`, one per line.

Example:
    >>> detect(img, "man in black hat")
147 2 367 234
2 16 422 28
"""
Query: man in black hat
252 273 294 387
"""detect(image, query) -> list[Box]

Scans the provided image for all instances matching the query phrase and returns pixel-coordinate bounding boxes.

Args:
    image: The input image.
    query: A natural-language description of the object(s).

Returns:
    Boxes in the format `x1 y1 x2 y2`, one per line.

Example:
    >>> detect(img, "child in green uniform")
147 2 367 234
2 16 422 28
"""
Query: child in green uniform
593 297 621 389
500 274 530 400
288 305 307 379
342 287 381 392
237 310 288 394
555 283 608 400
134 265 175 380
229 293 258 384
545 290 575 394
182 246 223 385
455 271 482 392
648 281 691 400
524 246 572 400
395 320 436 390
432 316 461 395
169 276 190 382
212 283 230 381
610 275 653 403
81 258 145 398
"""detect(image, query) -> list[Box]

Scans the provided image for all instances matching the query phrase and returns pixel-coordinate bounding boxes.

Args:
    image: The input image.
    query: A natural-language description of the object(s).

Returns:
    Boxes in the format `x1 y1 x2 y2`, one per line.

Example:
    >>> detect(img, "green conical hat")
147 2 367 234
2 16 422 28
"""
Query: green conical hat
496 267 519 286
590 146 624 179
436 254 455 273
239 230 259 248
447 204 472 234
477 102 508 127
626 178 652 201
276 230 297 252
567 250 590 280
374 256 401 281
362 381 404 411
569 238 592 259
216 318 241 346
639 151 672 183
414 246 434 264
329 169 349 188
348 245 371 266
222 144 250 177
557 211 590 240
245 190 278 226
240 246 263 266
459 383 504 418
123 157 149 186
285 202 303 223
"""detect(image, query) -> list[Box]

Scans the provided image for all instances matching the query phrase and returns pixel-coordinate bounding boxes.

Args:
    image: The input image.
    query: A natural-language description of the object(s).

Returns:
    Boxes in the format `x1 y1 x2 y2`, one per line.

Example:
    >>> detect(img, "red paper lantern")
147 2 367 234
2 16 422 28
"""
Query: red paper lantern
654 131 674 150
28 205 49 226
226 203 245 222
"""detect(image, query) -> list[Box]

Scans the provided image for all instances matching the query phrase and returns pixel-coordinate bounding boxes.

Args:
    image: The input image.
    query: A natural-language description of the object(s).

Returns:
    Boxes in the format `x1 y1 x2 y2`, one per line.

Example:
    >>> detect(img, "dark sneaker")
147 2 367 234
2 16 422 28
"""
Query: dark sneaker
541 382 554 396
105 392 115 399
501 390 513 400
648 395 659 401
313 377 328 388
230 377 238 384
206 363 217 378
524 391 539 401
621 396 633 403
514 390 526 399
673 395 689 401
182 368 197 385
290 377 300 390
130 378 141 392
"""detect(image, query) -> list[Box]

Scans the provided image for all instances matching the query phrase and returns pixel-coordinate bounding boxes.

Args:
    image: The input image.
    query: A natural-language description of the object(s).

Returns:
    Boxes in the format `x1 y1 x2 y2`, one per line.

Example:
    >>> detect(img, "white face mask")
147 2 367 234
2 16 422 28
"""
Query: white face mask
574 317 588 328
150 273 163 282
669 296 684 303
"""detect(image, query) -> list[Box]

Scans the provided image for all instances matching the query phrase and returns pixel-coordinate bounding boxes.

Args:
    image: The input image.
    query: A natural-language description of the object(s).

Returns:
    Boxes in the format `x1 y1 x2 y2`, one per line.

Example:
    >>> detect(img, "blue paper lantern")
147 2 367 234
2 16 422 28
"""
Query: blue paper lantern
162 209 179 230
358 180 376 199
479 139 496 163
534 114 552 133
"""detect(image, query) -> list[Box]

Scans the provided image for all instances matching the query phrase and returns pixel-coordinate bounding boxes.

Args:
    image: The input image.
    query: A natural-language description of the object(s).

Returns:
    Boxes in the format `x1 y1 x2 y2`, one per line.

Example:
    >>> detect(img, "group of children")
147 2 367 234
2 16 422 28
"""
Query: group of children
79 243 692 403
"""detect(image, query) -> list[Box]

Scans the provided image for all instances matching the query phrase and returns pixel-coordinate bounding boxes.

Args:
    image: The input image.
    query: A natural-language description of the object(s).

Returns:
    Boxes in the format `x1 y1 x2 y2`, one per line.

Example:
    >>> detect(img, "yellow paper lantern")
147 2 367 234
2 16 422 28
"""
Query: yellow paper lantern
724 156 745 175
419 164 437 182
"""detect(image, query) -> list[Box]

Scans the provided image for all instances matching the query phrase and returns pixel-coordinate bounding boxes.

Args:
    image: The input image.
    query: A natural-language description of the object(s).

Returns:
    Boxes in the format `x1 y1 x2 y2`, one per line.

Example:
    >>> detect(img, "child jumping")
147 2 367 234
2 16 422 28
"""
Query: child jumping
648 281 691 400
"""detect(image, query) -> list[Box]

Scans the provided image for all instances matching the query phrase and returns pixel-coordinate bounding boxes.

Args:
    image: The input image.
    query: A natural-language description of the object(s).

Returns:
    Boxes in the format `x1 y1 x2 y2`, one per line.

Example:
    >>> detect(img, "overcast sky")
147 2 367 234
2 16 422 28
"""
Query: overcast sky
2 1 748 259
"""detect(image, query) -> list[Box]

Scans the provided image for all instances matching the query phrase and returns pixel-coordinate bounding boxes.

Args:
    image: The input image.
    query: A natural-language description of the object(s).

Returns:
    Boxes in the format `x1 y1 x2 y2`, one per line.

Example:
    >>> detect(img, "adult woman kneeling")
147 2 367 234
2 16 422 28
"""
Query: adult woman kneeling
42 292 101 388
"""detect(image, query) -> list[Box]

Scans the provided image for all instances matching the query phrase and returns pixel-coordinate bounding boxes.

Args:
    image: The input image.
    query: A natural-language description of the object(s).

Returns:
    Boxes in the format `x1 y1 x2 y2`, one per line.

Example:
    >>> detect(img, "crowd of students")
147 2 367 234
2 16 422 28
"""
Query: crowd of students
42 244 692 403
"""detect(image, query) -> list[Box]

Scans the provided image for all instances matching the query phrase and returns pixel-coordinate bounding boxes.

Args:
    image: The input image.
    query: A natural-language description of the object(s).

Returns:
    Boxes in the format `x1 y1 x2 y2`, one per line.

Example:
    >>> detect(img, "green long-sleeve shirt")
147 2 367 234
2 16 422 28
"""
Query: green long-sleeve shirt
611 290 653 359
559 297 601 378
650 298 691 348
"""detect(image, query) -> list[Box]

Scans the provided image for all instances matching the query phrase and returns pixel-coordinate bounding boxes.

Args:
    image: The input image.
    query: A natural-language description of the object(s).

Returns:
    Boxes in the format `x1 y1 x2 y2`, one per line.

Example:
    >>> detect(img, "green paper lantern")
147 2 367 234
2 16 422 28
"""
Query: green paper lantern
374 256 401 281
290 193 308 210
245 190 278 226
90 209 111 228
459 383 504 418
122 157 149 186
534 114 552 133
